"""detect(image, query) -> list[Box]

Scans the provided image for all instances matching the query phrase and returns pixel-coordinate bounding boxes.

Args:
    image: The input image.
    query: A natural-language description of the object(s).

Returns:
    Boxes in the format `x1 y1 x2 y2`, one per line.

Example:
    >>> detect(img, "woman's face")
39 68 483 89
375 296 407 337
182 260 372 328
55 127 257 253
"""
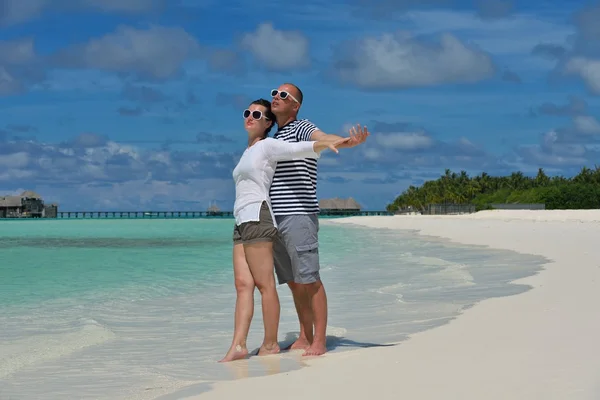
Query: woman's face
243 103 271 137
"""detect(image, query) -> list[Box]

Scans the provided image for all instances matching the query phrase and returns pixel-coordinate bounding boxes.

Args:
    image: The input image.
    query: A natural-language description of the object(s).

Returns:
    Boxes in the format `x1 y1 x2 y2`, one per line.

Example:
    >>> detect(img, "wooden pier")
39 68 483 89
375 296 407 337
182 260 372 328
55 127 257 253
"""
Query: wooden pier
55 210 392 219
56 211 233 219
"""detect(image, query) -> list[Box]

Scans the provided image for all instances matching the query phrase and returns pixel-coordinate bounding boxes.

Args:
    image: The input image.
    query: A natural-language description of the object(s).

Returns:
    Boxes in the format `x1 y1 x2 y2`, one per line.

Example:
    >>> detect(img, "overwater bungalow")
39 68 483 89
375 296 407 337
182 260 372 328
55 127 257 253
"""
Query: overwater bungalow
319 197 362 215
0 191 58 218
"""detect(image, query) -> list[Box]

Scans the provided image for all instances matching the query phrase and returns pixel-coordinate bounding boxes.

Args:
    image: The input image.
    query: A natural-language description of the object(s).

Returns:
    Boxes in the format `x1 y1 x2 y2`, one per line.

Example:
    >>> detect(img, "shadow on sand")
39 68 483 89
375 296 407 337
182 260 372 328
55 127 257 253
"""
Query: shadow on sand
248 332 396 356
156 333 398 399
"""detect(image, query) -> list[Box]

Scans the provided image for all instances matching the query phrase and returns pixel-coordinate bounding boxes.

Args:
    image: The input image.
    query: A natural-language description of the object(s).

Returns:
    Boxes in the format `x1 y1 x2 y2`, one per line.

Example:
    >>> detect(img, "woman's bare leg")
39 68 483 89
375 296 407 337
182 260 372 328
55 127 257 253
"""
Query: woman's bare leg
220 243 255 362
244 241 280 355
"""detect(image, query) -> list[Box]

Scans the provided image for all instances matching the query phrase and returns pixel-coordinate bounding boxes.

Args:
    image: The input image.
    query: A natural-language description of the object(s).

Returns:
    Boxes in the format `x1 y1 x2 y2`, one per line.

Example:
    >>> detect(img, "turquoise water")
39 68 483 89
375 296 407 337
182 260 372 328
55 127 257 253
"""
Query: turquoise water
0 219 547 400
1 219 232 307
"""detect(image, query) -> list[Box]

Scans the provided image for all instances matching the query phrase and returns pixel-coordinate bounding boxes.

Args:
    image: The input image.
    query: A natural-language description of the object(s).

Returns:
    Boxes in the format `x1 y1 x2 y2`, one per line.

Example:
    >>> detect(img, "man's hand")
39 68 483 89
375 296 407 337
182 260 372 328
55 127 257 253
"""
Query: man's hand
338 124 369 149
311 124 370 149
314 137 352 154
327 137 353 153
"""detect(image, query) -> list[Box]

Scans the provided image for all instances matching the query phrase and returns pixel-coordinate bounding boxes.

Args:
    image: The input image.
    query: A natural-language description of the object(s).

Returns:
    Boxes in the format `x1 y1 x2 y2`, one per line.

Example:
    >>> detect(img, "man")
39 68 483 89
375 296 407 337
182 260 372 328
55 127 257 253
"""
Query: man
269 83 368 356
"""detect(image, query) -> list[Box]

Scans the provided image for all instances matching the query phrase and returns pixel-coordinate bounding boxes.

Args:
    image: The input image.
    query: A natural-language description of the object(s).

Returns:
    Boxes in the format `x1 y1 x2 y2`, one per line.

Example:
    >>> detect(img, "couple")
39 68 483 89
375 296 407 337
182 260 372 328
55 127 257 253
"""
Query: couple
220 83 368 363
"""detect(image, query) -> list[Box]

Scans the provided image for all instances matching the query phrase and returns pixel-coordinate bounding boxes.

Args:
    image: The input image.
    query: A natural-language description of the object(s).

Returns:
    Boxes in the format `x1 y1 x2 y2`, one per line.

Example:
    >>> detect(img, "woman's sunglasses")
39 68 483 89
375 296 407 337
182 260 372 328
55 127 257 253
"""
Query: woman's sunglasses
243 109 269 120
271 89 299 103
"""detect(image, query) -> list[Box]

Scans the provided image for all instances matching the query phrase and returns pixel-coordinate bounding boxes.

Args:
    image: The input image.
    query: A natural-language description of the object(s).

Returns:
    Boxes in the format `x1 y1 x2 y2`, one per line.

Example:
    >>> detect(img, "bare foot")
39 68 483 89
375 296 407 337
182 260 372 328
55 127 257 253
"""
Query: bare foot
219 344 248 362
303 342 326 356
287 337 310 351
258 342 280 356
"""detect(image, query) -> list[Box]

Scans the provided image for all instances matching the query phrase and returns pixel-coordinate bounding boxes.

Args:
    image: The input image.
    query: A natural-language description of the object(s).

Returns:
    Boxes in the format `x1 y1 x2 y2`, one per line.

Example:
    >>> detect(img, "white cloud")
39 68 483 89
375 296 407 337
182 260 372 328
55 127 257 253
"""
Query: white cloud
0 38 36 65
241 22 310 71
375 132 435 150
0 38 40 95
517 127 599 168
71 178 233 210
404 10 574 56
0 134 237 185
0 66 22 95
0 0 161 26
0 168 35 181
564 57 600 95
334 32 495 89
350 121 496 171
56 25 201 79
475 0 513 20
573 2 600 43
518 145 589 166
0 152 29 168
541 131 587 157
0 134 240 210
573 115 600 135
0 0 46 26
80 0 163 12
363 148 382 161
2 178 235 211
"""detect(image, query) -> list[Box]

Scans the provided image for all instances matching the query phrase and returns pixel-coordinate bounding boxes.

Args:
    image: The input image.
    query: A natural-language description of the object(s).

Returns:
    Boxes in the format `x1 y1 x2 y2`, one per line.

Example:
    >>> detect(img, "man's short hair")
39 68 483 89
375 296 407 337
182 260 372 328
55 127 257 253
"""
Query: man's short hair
285 82 303 104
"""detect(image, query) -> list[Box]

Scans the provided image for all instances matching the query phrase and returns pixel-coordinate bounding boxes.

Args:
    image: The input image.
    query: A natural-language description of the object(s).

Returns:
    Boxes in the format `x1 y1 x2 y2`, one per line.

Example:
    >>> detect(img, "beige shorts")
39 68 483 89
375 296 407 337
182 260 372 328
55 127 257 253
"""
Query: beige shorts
233 201 278 245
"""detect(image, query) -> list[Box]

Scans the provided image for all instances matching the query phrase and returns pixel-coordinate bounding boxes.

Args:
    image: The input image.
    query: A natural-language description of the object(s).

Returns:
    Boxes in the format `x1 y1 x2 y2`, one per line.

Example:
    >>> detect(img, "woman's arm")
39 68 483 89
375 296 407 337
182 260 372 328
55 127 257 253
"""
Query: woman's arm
262 138 350 162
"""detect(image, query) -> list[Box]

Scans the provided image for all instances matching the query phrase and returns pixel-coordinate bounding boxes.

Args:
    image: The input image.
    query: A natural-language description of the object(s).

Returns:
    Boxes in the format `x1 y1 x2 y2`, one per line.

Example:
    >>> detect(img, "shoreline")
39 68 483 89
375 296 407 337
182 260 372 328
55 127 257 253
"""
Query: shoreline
173 210 600 400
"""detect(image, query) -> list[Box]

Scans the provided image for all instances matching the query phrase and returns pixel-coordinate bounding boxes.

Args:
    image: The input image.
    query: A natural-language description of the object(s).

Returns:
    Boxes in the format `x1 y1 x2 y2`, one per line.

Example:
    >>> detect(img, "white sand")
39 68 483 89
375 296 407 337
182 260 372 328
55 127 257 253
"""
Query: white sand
186 210 600 400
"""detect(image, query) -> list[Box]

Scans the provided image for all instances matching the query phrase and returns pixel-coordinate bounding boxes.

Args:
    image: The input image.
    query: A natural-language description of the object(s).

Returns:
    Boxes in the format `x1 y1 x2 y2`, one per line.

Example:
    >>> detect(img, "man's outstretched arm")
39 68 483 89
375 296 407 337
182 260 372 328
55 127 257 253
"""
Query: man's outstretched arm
310 124 369 148
309 130 344 142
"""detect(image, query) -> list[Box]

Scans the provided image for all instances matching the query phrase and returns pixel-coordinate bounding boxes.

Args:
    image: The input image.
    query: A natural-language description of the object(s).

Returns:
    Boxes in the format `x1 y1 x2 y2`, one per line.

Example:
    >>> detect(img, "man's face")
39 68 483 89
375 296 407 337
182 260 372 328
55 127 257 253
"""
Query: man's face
271 84 300 115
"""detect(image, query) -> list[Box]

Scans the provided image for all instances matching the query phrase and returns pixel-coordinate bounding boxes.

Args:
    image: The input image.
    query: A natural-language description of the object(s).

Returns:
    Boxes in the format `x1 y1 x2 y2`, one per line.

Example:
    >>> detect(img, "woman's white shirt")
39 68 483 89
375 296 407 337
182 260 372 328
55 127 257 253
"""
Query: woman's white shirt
233 138 319 227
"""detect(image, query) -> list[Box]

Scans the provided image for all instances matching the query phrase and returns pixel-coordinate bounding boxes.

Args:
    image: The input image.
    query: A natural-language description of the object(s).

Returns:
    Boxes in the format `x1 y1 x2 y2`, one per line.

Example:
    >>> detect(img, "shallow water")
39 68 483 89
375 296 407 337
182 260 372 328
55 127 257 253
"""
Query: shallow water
0 219 546 399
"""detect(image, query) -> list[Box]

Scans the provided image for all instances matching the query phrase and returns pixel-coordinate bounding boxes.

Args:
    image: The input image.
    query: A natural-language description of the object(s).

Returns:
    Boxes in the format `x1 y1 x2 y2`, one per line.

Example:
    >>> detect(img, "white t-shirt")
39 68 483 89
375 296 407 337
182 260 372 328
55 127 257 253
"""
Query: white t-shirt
233 137 319 227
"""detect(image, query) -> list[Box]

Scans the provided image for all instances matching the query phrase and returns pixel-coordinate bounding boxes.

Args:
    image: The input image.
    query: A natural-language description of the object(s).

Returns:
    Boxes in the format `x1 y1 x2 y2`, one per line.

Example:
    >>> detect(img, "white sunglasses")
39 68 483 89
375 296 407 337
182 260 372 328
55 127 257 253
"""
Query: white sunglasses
243 109 269 120
271 89 299 103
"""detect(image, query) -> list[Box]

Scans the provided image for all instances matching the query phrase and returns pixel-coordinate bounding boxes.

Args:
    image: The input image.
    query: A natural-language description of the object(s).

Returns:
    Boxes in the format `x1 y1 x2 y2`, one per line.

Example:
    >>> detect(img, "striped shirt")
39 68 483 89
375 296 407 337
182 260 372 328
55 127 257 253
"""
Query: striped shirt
270 119 320 216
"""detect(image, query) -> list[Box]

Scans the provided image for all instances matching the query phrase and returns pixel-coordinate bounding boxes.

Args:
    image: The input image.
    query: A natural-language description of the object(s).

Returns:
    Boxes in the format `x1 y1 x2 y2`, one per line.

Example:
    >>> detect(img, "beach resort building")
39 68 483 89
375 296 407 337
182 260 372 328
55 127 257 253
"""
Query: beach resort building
207 203 223 216
0 191 58 218
319 197 362 214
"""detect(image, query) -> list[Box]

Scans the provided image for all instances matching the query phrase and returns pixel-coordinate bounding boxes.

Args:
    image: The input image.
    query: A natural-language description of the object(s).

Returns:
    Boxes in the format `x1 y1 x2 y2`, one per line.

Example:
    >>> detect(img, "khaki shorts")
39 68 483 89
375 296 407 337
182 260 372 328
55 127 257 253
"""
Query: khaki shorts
233 201 278 245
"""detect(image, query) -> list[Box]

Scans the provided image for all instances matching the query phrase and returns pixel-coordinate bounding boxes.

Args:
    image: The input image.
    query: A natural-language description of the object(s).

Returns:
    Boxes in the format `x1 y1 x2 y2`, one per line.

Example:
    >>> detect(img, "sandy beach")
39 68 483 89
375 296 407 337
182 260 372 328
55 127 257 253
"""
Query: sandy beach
184 210 600 400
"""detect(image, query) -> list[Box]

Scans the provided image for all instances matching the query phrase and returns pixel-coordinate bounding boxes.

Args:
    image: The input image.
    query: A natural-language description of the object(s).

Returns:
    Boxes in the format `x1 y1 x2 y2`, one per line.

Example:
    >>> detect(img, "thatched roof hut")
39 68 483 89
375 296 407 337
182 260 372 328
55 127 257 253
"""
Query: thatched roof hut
0 196 22 207
20 190 41 199
1 190 45 208
319 197 361 210
207 204 220 212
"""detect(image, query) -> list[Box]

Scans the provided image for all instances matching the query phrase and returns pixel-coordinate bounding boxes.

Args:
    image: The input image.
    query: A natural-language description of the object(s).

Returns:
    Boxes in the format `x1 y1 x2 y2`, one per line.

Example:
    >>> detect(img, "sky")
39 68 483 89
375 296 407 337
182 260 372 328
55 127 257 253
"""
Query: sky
1 0 600 211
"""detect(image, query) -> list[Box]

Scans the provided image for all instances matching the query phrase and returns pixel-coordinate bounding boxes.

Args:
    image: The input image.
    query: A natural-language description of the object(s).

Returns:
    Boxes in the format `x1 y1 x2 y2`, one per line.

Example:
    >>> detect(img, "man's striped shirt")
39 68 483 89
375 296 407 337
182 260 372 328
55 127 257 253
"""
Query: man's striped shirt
270 119 320 216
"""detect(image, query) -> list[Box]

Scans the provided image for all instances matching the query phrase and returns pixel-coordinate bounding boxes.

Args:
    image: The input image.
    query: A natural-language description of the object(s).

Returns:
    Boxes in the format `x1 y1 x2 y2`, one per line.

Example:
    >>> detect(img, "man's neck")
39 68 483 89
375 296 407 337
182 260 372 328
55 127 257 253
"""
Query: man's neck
276 115 296 128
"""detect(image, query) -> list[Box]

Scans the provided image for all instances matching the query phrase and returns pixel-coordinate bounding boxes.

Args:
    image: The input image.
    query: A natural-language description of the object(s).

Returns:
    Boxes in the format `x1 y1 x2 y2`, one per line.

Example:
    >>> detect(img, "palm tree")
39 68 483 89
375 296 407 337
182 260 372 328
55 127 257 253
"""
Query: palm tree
386 166 600 212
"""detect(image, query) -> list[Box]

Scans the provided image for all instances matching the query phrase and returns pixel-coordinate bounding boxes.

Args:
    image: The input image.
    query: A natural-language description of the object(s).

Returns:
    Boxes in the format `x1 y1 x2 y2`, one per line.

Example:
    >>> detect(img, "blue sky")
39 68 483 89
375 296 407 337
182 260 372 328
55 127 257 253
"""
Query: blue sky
1 0 600 211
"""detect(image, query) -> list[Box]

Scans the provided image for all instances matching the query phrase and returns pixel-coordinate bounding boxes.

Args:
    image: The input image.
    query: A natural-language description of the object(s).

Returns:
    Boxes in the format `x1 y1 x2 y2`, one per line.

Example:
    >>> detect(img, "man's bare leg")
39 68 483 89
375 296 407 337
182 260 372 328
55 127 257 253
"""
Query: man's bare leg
287 281 313 350
303 279 328 356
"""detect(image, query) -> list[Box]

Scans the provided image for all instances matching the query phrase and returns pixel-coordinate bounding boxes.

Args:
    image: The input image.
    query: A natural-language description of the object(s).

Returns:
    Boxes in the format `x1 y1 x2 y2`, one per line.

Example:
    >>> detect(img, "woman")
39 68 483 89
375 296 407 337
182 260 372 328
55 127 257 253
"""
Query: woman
220 99 348 362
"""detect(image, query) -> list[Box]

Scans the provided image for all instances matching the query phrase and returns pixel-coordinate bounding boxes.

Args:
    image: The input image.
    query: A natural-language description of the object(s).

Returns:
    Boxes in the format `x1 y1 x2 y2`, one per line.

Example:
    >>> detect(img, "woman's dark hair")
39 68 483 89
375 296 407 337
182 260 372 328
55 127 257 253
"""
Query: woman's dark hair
250 98 275 139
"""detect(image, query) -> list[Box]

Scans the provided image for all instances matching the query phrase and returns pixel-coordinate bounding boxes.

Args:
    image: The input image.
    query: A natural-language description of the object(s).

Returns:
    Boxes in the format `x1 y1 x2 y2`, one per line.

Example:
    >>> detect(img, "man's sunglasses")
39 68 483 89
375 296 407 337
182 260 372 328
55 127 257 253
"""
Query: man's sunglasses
271 89 299 103
243 109 269 120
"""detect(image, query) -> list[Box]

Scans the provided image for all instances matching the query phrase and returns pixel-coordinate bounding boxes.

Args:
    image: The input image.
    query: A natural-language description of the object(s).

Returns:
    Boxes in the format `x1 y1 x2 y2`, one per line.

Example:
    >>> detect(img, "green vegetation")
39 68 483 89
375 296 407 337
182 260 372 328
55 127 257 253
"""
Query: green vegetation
386 167 600 212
